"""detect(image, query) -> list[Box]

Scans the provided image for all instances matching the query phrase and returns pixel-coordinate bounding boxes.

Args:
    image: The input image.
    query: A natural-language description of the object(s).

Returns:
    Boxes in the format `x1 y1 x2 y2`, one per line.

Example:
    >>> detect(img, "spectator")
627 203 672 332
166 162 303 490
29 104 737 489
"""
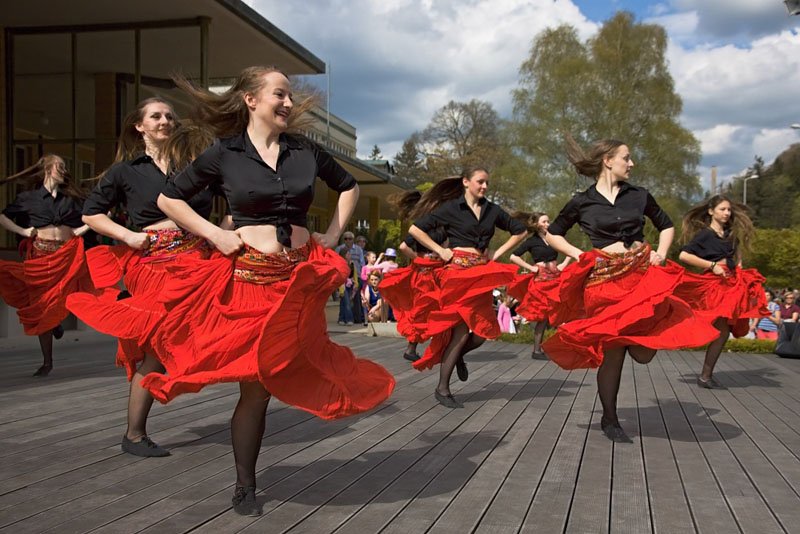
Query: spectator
363 271 385 323
335 231 364 323
371 247 399 274
497 293 517 334
780 292 800 322
337 249 359 326
355 234 368 252
753 289 781 339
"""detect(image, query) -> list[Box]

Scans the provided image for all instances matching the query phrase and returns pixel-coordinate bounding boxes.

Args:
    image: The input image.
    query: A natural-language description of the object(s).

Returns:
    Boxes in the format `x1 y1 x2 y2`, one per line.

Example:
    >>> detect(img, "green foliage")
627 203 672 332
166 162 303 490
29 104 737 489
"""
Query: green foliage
392 135 425 187
368 219 402 256
368 144 382 160
749 227 800 287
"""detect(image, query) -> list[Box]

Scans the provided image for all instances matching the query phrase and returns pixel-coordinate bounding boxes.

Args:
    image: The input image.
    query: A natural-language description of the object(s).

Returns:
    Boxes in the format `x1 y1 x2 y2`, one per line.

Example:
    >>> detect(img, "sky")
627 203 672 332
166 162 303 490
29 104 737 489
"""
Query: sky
244 0 800 189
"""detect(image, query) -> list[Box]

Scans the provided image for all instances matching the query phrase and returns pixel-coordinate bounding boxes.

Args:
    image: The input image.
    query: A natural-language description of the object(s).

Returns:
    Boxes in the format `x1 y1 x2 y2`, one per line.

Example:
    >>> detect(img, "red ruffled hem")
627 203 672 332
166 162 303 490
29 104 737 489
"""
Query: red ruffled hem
541 254 720 370
674 267 768 337
412 260 518 371
380 257 444 342
0 238 98 335
507 272 562 324
138 241 394 420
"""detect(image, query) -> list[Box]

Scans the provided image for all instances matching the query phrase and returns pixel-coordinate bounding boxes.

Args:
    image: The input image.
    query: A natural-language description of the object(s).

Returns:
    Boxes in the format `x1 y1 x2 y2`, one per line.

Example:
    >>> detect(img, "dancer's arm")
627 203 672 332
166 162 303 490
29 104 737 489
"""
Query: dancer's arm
509 254 538 272
409 225 452 261
678 250 727 276
546 233 584 261
492 232 527 262
0 214 35 238
83 214 148 250
313 185 359 249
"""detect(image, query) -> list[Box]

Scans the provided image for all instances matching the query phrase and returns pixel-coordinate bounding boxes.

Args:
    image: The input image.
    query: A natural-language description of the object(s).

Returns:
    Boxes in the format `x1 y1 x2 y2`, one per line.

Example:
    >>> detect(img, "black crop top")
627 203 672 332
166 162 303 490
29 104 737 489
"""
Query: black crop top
548 183 673 248
681 227 736 270
403 225 448 254
414 196 526 251
2 186 84 228
83 154 215 228
161 132 356 246
512 233 558 263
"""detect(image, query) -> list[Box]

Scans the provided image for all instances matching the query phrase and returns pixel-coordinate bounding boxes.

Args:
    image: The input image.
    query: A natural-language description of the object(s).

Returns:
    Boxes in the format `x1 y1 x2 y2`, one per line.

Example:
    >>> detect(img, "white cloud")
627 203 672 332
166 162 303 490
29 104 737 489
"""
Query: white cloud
695 124 744 156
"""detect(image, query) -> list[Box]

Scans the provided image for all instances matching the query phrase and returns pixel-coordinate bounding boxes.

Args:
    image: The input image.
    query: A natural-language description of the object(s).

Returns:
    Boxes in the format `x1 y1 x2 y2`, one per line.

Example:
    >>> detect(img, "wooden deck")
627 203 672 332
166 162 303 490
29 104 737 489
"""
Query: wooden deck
1 329 799 533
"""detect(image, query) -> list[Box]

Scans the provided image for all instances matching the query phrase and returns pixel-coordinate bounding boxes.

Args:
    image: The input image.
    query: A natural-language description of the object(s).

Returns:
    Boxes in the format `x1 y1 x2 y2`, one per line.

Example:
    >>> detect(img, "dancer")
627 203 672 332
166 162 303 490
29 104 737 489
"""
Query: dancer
407 168 527 408
543 137 719 442
0 155 93 376
382 190 448 362
676 195 767 388
67 98 218 458
508 212 570 359
153 66 394 516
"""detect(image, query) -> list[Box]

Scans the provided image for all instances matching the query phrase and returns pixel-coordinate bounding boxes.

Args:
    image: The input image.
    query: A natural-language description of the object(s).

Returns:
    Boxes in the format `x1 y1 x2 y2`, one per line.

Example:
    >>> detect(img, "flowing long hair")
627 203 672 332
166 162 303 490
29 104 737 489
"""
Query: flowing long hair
173 65 317 139
1 154 85 199
565 134 625 179
161 121 216 175
681 194 755 256
511 210 547 233
411 166 488 220
389 190 422 221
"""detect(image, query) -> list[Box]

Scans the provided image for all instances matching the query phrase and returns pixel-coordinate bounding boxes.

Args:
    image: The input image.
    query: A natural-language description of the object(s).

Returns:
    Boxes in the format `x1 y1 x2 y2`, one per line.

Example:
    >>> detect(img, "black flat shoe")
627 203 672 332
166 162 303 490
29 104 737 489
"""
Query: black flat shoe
455 356 469 381
121 435 170 457
531 350 548 360
434 390 463 408
697 376 726 390
232 486 260 516
403 351 420 362
600 417 632 443
52 324 64 340
32 365 52 377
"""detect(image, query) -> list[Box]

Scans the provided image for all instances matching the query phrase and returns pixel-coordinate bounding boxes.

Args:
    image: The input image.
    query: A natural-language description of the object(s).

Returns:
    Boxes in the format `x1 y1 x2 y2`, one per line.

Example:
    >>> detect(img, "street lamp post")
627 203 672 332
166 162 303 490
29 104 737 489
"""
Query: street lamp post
743 173 759 205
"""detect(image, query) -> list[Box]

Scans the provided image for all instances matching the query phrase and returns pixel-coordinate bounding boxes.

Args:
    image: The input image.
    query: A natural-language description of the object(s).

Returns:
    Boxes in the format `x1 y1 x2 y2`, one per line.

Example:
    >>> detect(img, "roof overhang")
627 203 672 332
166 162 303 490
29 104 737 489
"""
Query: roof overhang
334 155 412 219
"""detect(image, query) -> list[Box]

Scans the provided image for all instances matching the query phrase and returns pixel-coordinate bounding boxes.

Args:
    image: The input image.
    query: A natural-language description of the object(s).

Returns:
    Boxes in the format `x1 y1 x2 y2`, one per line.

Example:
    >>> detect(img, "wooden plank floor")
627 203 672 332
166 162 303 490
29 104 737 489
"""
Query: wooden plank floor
1 329 799 533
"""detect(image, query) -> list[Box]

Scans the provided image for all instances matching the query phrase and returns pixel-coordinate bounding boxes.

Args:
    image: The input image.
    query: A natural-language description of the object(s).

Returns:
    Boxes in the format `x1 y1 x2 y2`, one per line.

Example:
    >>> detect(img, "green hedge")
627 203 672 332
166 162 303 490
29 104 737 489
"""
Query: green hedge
499 324 776 354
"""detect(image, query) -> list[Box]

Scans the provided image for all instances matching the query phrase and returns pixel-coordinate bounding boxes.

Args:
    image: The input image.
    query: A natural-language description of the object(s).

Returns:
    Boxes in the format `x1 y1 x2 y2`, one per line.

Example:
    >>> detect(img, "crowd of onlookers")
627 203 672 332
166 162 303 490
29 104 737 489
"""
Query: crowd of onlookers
334 232 398 326
754 288 799 339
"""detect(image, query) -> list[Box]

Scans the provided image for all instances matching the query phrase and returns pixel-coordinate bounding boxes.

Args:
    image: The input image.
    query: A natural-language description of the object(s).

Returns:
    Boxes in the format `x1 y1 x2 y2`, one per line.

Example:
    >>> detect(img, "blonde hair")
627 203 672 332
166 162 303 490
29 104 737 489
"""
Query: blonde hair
1 154 85 199
565 134 625 179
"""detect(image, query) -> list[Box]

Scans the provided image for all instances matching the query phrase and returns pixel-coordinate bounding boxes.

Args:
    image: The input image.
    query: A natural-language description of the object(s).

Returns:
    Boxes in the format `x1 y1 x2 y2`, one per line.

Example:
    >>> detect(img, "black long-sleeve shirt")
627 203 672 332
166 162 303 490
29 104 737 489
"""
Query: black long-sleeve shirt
681 227 736 270
548 183 673 248
512 233 558 263
2 186 83 228
403 225 448 254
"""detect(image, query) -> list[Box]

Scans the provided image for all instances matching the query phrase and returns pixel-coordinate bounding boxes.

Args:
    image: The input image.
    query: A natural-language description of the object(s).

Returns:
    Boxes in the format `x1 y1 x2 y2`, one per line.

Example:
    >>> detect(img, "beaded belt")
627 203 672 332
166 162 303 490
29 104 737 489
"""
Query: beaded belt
30 237 66 258
448 249 488 269
140 229 208 262
585 242 650 288
535 261 561 281
233 242 311 284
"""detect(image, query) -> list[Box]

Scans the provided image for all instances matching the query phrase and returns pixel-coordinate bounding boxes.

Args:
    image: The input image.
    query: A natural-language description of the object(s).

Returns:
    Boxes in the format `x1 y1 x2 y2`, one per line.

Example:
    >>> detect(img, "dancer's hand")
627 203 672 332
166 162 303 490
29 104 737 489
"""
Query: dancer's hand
72 224 90 237
22 227 37 238
312 231 338 249
649 251 664 266
712 263 727 277
124 231 150 250
439 248 454 262
210 229 243 255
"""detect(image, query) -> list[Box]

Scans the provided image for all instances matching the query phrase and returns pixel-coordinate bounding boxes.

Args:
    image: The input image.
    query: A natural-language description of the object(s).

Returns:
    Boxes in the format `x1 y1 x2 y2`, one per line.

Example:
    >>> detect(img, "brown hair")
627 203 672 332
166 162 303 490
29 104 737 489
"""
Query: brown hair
565 134 625 179
161 121 216 175
173 66 317 138
1 154 85 200
368 270 383 281
411 167 489 219
115 97 177 162
389 190 422 220
681 194 755 257
512 210 547 232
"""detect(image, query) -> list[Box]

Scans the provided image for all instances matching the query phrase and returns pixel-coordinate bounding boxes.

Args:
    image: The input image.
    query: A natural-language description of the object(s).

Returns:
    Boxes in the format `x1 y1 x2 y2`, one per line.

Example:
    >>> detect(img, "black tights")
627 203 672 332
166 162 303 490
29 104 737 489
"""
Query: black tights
532 321 547 352
36 332 53 370
597 346 655 423
232 381 271 488
700 317 730 380
436 323 485 395
126 353 165 440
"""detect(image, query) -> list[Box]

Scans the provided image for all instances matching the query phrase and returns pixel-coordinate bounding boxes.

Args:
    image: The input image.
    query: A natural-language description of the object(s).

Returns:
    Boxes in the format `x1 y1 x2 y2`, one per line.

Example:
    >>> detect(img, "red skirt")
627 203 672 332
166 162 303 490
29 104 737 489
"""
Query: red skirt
508 262 562 323
380 256 444 342
137 240 395 420
413 250 518 371
66 229 210 379
0 237 97 335
541 243 720 370
674 266 768 338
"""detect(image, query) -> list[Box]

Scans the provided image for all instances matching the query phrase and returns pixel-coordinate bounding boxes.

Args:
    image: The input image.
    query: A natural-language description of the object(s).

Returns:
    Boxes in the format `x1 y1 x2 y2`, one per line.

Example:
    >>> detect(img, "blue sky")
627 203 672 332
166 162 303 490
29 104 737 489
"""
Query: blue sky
246 0 800 190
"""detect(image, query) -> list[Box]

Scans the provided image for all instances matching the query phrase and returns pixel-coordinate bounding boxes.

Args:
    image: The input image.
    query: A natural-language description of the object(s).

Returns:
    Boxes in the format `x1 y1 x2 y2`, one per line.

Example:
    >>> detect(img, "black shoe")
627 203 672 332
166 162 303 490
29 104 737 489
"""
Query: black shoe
697 376 726 390
600 417 632 443
52 324 64 339
531 349 548 360
434 390 463 408
232 486 260 516
116 290 132 300
121 435 171 457
403 351 420 362
32 365 52 377
455 356 469 381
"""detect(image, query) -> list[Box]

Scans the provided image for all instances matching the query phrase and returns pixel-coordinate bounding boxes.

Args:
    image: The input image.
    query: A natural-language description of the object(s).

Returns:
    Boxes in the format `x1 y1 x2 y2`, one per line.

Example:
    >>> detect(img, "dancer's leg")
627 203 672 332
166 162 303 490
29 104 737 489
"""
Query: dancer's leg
231 381 271 488
597 347 627 424
34 332 54 376
700 317 730 381
436 322 470 396
126 352 165 440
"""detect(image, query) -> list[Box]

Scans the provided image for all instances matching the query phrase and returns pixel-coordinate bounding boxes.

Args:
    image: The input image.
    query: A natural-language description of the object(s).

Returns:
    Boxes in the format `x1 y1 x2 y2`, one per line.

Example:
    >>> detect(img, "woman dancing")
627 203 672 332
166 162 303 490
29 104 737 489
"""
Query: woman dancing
676 195 767 389
67 98 218 458
543 137 719 442
0 155 93 376
407 168 527 408
152 66 394 515
508 212 570 359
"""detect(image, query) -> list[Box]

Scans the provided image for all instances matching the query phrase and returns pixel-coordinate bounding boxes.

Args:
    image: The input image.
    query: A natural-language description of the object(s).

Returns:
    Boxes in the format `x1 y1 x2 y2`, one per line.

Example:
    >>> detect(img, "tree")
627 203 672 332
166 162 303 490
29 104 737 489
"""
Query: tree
392 135 425 186
508 12 702 215
749 228 800 288
369 144 382 160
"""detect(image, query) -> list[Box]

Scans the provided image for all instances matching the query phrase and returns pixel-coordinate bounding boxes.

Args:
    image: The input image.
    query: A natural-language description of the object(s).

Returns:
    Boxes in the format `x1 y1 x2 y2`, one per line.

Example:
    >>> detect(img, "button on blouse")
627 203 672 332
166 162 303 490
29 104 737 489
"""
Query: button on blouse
83 154 215 228
2 186 84 228
548 183 673 248
414 196 526 251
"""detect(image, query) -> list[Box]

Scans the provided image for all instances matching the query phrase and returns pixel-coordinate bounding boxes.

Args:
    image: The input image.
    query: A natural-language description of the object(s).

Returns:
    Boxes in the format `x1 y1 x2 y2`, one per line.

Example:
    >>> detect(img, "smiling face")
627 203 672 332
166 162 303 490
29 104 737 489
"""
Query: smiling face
463 169 489 200
604 145 634 181
135 101 176 145
708 200 732 226
246 71 293 131
536 214 550 234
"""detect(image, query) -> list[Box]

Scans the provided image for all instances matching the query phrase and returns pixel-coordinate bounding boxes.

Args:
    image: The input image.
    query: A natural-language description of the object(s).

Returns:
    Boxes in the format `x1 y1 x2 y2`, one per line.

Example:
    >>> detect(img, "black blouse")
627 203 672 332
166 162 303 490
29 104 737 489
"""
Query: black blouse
83 154 215 228
512 233 558 263
2 186 84 228
414 196 526 251
161 132 356 246
682 227 736 270
548 182 673 248
403 225 448 254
